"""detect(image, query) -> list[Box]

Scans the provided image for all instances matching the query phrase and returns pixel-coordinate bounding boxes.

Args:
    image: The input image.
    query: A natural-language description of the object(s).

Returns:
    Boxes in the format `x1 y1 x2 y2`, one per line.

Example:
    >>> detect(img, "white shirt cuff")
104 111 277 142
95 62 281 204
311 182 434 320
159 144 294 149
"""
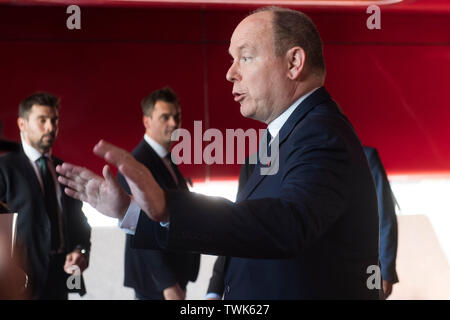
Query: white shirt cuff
118 200 141 235
160 221 170 229
205 292 222 300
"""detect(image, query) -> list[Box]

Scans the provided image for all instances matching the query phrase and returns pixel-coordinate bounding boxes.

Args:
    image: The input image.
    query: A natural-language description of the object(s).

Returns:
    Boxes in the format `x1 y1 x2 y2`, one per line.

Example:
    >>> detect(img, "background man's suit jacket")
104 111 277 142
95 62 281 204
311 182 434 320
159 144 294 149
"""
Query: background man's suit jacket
118 139 200 298
363 146 399 283
0 149 91 298
133 87 380 299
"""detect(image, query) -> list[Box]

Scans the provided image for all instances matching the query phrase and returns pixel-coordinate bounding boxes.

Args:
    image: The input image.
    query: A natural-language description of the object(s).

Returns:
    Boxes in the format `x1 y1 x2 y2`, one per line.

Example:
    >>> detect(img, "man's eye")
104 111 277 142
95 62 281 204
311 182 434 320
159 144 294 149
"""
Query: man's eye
241 56 252 62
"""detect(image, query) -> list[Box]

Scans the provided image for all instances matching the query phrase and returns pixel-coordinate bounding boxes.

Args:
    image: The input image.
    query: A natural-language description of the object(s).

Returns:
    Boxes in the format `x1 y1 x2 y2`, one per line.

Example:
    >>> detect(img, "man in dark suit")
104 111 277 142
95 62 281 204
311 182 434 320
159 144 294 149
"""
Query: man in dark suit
57 7 380 299
118 87 199 300
363 146 399 298
206 145 399 299
0 92 91 300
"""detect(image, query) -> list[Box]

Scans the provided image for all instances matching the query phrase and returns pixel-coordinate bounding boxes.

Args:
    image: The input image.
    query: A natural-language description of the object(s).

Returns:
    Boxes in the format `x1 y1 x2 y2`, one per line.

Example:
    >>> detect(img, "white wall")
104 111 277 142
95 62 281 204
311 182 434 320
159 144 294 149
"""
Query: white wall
69 227 217 300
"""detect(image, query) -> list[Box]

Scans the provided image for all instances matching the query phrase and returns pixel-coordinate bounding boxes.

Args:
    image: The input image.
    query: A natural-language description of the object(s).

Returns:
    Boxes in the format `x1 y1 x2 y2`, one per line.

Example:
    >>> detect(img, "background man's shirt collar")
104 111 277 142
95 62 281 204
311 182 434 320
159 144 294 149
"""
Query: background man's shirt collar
144 134 168 158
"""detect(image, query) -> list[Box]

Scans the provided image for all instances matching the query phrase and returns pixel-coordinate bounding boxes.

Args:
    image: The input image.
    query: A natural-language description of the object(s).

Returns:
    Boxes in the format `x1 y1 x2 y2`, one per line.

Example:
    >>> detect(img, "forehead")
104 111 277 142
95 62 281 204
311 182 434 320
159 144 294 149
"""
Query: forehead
153 100 180 114
229 11 274 54
29 104 58 117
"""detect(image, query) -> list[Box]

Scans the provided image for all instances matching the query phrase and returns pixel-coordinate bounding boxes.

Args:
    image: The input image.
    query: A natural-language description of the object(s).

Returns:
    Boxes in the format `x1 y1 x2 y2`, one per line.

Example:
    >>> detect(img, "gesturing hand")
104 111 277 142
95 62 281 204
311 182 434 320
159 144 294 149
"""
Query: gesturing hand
56 140 168 222
92 140 168 222
56 162 131 220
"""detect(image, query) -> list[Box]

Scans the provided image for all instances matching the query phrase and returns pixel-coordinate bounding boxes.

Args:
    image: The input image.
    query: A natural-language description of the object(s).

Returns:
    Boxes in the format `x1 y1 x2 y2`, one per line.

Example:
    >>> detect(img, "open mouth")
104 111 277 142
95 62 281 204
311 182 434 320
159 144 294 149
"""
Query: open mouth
42 135 54 142
233 92 245 102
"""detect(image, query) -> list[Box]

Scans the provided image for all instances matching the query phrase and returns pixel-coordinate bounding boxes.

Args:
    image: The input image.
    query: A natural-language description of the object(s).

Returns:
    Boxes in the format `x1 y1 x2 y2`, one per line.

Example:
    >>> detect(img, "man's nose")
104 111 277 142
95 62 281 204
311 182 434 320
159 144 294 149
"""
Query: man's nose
45 120 56 132
168 116 178 127
226 62 240 83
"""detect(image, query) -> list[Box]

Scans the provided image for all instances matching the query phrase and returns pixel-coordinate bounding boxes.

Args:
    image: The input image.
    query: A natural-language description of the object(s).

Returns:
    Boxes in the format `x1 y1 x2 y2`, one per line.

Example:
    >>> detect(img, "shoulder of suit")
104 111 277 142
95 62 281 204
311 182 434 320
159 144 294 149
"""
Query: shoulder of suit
363 146 378 162
308 100 342 118
0 150 24 165
133 140 159 162
291 105 344 135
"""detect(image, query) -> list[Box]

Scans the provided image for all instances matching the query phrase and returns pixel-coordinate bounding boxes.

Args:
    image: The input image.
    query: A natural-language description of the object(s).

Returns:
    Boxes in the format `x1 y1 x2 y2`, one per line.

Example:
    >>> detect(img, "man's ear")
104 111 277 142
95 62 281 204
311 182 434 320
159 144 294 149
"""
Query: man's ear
17 117 25 132
142 115 151 130
286 46 306 80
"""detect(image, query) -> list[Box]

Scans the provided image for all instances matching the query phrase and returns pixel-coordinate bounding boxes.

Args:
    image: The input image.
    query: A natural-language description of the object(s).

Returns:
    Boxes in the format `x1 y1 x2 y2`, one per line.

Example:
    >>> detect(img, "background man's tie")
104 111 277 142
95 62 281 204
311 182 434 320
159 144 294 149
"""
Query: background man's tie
37 156 61 251
162 154 179 186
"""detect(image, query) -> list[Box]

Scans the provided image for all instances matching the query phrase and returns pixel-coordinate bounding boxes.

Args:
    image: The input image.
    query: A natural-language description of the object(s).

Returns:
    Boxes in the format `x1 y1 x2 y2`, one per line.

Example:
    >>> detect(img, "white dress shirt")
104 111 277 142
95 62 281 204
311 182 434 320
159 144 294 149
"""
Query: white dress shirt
144 134 179 186
119 135 172 234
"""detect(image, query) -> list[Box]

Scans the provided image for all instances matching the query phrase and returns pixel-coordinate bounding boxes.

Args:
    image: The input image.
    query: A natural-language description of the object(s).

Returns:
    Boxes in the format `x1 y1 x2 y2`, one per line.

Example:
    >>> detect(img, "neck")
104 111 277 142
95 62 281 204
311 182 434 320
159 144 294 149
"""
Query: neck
145 132 171 152
266 80 322 125
290 77 323 107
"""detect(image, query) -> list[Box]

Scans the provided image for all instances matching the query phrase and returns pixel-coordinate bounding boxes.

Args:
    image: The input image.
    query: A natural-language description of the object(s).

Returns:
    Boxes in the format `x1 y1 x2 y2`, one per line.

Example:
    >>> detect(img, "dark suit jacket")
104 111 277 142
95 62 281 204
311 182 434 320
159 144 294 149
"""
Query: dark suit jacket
0 139 20 153
133 87 380 299
363 146 399 283
118 139 200 298
208 146 399 297
0 148 91 299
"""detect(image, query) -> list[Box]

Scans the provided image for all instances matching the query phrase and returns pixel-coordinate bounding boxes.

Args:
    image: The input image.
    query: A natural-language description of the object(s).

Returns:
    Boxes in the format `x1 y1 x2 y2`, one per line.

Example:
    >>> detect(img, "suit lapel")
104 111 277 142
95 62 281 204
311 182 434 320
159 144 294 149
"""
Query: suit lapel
137 139 182 190
17 150 44 198
16 150 50 226
236 87 332 202
171 160 188 191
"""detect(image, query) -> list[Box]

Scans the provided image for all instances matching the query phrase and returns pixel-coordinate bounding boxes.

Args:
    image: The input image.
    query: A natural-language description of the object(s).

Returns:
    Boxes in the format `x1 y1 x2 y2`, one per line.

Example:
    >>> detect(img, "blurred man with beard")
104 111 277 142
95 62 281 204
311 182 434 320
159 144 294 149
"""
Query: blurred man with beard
118 87 199 300
0 92 91 299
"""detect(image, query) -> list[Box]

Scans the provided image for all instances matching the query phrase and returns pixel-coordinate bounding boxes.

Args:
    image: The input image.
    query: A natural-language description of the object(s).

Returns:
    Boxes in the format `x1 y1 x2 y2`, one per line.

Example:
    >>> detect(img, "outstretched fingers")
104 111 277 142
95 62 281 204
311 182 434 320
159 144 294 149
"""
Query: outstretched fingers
57 174 85 193
119 161 149 185
93 140 131 168
56 163 95 182
56 162 101 199
118 160 168 222
62 187 88 202
102 164 122 191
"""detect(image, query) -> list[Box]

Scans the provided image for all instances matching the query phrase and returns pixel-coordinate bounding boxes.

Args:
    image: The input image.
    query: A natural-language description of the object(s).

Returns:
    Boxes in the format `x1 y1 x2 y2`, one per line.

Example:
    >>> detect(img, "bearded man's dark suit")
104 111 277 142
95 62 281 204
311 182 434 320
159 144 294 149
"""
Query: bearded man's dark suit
0 148 91 299
118 139 200 299
132 87 381 299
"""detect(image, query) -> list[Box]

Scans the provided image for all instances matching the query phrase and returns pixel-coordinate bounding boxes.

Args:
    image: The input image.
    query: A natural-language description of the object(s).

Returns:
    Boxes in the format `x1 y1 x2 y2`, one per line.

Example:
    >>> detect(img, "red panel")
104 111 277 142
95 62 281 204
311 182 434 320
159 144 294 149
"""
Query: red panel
0 3 449 181
0 6 203 41
0 0 450 13
324 44 450 174
0 43 206 179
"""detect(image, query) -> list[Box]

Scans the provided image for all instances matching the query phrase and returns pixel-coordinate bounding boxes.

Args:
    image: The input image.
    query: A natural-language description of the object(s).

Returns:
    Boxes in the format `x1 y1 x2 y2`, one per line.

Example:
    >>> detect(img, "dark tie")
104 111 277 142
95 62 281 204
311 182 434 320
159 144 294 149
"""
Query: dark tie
37 156 61 251
266 130 272 152
162 154 179 186
259 129 272 165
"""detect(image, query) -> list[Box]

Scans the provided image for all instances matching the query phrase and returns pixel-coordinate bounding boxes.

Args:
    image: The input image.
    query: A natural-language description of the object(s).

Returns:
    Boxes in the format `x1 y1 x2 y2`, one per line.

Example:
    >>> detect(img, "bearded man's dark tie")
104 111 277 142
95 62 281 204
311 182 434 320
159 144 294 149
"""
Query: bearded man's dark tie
37 156 61 251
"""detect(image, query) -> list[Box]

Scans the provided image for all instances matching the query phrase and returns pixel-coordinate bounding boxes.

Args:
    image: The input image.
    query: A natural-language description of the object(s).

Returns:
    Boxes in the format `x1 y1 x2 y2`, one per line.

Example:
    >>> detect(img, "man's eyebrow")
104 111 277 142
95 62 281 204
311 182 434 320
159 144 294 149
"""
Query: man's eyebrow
229 44 252 56
159 112 179 118
37 115 58 119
